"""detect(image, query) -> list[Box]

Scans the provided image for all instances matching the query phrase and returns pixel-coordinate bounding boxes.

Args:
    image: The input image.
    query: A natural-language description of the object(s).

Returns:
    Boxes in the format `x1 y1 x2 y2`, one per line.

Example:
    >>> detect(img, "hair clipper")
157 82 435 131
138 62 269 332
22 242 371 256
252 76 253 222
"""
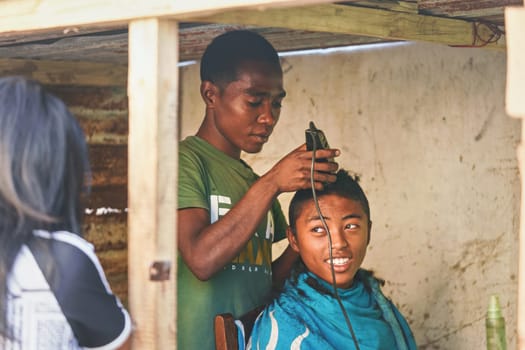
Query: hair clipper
305 121 332 162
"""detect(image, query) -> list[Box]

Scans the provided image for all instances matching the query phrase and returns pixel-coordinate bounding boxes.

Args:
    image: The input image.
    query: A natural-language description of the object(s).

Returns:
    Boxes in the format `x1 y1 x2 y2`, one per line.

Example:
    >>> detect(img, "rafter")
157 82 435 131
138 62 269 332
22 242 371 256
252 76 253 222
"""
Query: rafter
0 0 337 34
190 3 505 50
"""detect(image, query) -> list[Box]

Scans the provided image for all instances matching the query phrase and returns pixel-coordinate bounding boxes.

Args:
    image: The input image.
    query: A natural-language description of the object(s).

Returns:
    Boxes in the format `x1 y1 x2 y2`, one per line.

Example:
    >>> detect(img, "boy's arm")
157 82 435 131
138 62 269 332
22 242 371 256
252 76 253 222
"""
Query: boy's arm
178 145 338 281
178 176 278 281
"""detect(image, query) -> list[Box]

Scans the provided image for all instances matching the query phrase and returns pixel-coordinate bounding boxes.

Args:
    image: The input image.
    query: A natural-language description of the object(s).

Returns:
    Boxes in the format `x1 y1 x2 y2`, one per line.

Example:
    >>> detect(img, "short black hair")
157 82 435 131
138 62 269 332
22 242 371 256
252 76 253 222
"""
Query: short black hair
288 169 371 232
200 30 281 87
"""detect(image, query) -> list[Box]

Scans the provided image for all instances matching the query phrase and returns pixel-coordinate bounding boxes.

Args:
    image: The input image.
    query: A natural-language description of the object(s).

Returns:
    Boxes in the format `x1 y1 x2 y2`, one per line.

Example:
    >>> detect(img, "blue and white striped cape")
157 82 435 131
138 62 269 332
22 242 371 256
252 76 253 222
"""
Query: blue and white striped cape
246 269 417 350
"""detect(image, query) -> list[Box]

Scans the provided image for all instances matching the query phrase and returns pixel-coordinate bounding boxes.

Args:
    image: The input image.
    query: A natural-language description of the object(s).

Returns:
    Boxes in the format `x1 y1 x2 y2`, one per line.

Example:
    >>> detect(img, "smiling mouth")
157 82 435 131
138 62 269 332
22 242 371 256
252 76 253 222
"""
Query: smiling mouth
325 257 350 266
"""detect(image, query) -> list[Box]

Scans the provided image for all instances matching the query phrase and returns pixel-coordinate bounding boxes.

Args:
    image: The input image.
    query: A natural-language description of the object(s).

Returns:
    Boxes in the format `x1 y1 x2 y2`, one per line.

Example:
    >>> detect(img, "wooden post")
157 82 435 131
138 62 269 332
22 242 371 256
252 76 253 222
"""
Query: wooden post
127 18 178 349
505 7 525 350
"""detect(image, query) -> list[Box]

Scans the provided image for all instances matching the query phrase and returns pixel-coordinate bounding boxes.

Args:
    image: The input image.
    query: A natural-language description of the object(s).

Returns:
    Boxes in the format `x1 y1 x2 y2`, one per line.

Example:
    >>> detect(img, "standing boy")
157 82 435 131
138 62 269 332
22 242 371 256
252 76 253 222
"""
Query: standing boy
177 30 339 349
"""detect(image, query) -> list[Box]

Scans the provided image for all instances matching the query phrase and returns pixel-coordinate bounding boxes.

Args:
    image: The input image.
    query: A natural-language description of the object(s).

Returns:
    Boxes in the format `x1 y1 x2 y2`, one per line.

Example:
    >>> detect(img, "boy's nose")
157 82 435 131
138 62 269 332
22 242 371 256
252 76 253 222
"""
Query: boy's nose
330 230 349 250
257 104 277 126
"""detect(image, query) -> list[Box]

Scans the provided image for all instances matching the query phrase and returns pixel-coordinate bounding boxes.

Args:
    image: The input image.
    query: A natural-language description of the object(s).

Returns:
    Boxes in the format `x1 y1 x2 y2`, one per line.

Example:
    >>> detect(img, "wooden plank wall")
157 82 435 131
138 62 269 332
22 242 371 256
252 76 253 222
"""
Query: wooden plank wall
47 84 130 306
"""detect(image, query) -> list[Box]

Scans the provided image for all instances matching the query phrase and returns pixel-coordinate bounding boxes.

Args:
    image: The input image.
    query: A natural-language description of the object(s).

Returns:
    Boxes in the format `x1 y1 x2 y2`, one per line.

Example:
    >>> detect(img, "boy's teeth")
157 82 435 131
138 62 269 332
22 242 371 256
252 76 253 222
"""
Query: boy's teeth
328 258 349 265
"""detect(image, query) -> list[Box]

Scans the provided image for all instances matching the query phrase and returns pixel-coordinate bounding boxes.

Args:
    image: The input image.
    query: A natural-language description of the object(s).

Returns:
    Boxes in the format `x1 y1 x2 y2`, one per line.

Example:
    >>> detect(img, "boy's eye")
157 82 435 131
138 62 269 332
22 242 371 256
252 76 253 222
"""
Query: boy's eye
311 226 325 234
272 100 282 108
248 100 262 107
345 223 359 230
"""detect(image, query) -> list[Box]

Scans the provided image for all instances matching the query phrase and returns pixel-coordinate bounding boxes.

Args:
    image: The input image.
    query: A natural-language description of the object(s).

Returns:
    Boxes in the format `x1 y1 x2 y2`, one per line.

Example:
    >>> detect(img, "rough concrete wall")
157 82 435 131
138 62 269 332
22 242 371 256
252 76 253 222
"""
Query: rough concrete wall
180 42 520 349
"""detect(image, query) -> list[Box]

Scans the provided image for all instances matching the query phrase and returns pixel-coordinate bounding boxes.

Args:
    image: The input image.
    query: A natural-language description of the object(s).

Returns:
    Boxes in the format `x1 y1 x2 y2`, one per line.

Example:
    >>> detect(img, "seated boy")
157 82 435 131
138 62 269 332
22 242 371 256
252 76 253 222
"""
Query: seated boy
248 169 417 349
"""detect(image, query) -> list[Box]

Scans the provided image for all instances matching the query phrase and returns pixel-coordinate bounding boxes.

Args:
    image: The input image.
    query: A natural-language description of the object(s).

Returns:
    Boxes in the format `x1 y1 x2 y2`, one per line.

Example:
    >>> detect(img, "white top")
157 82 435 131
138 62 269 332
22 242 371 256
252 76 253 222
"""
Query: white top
2 230 131 350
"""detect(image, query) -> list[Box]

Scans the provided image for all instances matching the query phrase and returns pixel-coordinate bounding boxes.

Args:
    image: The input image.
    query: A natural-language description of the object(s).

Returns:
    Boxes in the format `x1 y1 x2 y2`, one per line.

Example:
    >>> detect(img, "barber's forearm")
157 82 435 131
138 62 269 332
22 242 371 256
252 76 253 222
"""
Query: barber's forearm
184 177 281 279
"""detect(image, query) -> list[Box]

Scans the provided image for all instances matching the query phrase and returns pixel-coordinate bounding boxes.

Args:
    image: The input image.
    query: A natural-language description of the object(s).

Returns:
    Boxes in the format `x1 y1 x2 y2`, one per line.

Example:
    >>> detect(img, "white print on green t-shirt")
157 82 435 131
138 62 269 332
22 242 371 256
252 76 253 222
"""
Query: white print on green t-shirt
210 195 275 268
227 263 271 275
210 194 231 223
210 194 275 241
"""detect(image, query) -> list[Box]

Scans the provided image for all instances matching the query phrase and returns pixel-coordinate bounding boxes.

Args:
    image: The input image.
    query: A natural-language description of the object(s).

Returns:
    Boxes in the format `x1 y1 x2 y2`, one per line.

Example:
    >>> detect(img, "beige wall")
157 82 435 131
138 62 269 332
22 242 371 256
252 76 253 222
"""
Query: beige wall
180 41 520 349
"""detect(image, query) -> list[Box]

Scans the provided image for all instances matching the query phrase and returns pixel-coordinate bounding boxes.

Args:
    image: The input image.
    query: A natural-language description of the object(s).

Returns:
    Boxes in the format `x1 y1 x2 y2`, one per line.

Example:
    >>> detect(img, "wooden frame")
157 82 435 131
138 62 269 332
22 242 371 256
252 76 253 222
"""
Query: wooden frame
190 4 505 50
0 0 336 32
127 18 178 348
505 6 525 348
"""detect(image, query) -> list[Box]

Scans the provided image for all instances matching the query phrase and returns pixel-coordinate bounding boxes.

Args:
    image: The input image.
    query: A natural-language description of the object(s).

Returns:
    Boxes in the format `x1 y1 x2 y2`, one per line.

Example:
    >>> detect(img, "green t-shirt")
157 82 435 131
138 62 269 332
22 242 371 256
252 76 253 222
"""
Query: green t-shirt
177 136 287 350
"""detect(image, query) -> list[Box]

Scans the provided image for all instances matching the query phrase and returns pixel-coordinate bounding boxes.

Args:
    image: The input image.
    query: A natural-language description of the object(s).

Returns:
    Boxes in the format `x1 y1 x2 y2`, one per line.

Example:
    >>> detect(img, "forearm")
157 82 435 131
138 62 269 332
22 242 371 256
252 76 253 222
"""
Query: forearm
179 175 280 280
180 145 339 280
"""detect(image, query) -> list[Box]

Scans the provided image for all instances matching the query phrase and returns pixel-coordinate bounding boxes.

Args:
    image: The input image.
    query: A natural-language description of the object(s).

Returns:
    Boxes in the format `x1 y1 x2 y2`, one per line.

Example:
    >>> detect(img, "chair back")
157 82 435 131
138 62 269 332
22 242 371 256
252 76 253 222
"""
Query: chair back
214 305 265 350
214 313 239 350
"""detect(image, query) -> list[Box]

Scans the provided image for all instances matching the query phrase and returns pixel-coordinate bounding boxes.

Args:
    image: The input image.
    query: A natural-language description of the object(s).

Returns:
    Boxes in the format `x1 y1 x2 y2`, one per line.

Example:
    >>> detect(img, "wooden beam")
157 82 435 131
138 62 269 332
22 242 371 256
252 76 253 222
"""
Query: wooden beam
0 0 336 34
505 7 525 118
518 125 525 350
0 24 124 46
127 18 178 349
419 0 522 19
0 58 126 86
349 0 418 14
505 8 525 350
190 4 506 50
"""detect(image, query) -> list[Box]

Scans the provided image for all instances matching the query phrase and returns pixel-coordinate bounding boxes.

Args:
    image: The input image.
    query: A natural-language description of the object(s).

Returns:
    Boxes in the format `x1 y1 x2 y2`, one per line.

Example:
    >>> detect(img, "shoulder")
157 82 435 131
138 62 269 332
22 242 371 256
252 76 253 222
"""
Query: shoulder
249 304 312 349
179 136 205 157
355 268 385 290
179 137 209 173
178 138 210 207
31 229 113 295
253 282 305 329
32 230 105 282
32 230 98 264
179 136 195 153
33 229 94 252
30 230 132 349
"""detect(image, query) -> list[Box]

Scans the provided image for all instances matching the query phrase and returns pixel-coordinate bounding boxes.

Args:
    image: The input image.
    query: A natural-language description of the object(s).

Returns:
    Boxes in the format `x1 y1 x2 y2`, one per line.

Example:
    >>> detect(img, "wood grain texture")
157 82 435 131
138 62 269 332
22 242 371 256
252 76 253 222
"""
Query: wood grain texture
127 18 178 349
504 7 525 349
505 8 525 117
0 58 126 86
0 0 336 33
190 3 505 50
0 1 509 65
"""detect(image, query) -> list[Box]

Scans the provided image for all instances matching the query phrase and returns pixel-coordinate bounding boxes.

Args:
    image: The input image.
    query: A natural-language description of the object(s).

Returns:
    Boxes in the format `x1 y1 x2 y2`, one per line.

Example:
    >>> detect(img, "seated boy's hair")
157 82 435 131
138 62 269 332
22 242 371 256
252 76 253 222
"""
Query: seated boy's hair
200 30 282 87
288 169 371 232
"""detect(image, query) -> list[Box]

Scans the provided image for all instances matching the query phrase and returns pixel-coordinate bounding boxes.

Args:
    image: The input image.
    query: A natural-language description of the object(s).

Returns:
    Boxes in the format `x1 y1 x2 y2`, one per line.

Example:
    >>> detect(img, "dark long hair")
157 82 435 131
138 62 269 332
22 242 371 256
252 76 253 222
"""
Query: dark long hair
0 77 90 337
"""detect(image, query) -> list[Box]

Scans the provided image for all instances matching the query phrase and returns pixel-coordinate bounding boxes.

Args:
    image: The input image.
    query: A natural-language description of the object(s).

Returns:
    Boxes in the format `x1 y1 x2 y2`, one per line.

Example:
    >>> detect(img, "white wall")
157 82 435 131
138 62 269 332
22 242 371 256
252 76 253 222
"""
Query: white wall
179 41 520 350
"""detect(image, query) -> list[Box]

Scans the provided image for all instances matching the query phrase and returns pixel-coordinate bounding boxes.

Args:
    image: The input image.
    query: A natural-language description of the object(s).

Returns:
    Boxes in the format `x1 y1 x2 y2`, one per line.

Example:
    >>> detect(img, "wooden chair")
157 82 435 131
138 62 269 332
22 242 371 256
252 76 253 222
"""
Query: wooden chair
214 305 265 350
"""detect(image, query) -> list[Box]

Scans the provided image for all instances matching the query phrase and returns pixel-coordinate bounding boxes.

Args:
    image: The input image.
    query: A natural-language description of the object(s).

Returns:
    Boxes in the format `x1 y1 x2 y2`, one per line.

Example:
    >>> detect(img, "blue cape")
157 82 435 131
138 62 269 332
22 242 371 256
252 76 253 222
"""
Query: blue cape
247 269 417 350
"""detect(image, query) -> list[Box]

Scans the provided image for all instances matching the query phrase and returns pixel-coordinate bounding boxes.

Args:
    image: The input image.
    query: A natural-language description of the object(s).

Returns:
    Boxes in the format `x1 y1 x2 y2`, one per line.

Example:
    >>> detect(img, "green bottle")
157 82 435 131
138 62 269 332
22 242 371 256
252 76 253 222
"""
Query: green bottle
486 294 507 350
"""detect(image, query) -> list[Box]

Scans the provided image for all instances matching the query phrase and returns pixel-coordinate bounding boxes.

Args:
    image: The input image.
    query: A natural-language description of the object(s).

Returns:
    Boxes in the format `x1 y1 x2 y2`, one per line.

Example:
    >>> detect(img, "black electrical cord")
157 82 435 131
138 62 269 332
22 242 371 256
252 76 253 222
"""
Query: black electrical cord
310 140 361 350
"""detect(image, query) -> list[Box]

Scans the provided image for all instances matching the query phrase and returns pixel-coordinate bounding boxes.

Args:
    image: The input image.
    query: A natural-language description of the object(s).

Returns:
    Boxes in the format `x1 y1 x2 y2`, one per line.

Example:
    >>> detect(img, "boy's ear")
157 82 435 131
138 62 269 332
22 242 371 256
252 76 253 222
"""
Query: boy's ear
367 220 372 245
286 227 300 253
200 81 219 107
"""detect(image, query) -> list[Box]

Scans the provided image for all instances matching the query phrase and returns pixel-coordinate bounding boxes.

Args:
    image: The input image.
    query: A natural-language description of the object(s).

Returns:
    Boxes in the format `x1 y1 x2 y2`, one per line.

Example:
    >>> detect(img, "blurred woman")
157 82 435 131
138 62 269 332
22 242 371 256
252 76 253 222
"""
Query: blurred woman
0 77 131 349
